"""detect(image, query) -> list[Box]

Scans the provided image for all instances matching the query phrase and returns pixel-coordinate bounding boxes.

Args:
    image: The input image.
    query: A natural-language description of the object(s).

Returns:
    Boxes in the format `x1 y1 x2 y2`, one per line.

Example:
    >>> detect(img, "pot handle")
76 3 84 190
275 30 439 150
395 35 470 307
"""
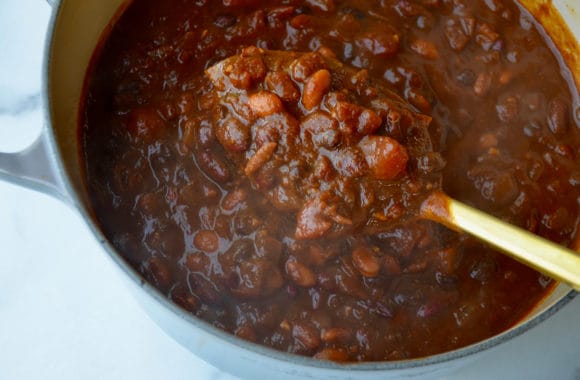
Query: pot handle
0 132 70 202
0 0 69 201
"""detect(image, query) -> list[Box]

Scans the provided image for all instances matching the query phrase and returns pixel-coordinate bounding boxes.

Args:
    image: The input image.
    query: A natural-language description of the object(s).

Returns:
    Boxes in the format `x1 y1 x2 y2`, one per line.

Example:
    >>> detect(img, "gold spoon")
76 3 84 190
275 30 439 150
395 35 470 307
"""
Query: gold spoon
421 192 580 292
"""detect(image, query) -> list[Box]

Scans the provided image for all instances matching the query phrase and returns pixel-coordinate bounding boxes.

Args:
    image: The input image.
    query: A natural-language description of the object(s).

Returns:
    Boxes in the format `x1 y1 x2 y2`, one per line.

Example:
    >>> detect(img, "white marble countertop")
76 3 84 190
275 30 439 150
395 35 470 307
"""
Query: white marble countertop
1 1 579 379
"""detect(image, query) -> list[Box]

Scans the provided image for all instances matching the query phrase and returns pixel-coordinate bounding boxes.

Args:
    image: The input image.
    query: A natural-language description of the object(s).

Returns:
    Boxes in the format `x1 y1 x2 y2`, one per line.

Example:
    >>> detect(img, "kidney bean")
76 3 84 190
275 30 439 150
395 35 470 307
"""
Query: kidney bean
302 69 332 110
202 219 226 248
475 23 500 51
357 108 382 135
349 68 370 90
286 259 317 287
307 244 339 266
239 10 266 38
382 226 423 258
221 188 248 212
404 258 429 273
487 171 518 205
432 247 461 275
333 101 364 134
406 90 432 114
170 284 199 312
289 14 313 30
233 211 262 235
267 6 295 28
196 150 231 183
223 93 254 122
178 183 201 205
416 152 446 174
195 121 215 147
138 192 162 215
185 252 211 273
201 182 221 201
445 19 470 51
180 119 197 151
359 135 409 180
473 72 492 96
371 301 394 319
231 259 280 298
127 108 164 143
254 230 282 260
216 117 251 152
547 98 569 135
313 156 335 180
143 257 171 289
265 71 300 102
355 30 400 58
410 39 439 59
301 111 340 148
470 165 517 205
316 46 336 59
292 321 321 350
268 184 302 210
333 259 367 299
479 133 498 150
267 112 301 142
496 96 519 123
223 54 266 90
497 69 514 86
314 271 334 294
214 14 237 28
352 247 381 277
249 91 285 117
331 147 368 178
188 272 222 305
253 122 280 148
542 207 571 231
291 52 326 82
194 230 220 253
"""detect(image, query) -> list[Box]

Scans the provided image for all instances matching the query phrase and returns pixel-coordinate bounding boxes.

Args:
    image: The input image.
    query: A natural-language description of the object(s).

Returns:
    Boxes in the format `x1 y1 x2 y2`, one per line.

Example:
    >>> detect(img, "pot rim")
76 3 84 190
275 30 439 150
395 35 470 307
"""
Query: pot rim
42 0 577 372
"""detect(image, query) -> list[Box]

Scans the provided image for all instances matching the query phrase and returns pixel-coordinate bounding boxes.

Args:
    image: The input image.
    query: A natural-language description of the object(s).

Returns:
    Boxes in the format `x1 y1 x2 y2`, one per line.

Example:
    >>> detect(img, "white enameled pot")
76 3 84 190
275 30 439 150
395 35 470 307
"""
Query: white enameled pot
0 1 578 379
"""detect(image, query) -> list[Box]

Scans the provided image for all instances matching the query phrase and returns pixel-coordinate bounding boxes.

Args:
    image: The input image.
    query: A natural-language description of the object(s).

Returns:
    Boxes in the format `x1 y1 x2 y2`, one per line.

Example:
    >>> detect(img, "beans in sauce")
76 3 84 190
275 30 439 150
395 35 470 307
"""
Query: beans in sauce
82 0 579 362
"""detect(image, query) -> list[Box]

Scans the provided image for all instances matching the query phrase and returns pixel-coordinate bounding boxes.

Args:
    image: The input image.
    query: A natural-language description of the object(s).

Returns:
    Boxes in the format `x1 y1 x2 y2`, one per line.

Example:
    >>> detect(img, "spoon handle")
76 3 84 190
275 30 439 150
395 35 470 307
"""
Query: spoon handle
421 192 580 292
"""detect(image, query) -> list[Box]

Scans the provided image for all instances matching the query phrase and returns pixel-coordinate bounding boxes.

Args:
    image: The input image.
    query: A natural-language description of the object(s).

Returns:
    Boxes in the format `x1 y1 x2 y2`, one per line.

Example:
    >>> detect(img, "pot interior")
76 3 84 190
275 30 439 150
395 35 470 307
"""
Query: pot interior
46 0 579 369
